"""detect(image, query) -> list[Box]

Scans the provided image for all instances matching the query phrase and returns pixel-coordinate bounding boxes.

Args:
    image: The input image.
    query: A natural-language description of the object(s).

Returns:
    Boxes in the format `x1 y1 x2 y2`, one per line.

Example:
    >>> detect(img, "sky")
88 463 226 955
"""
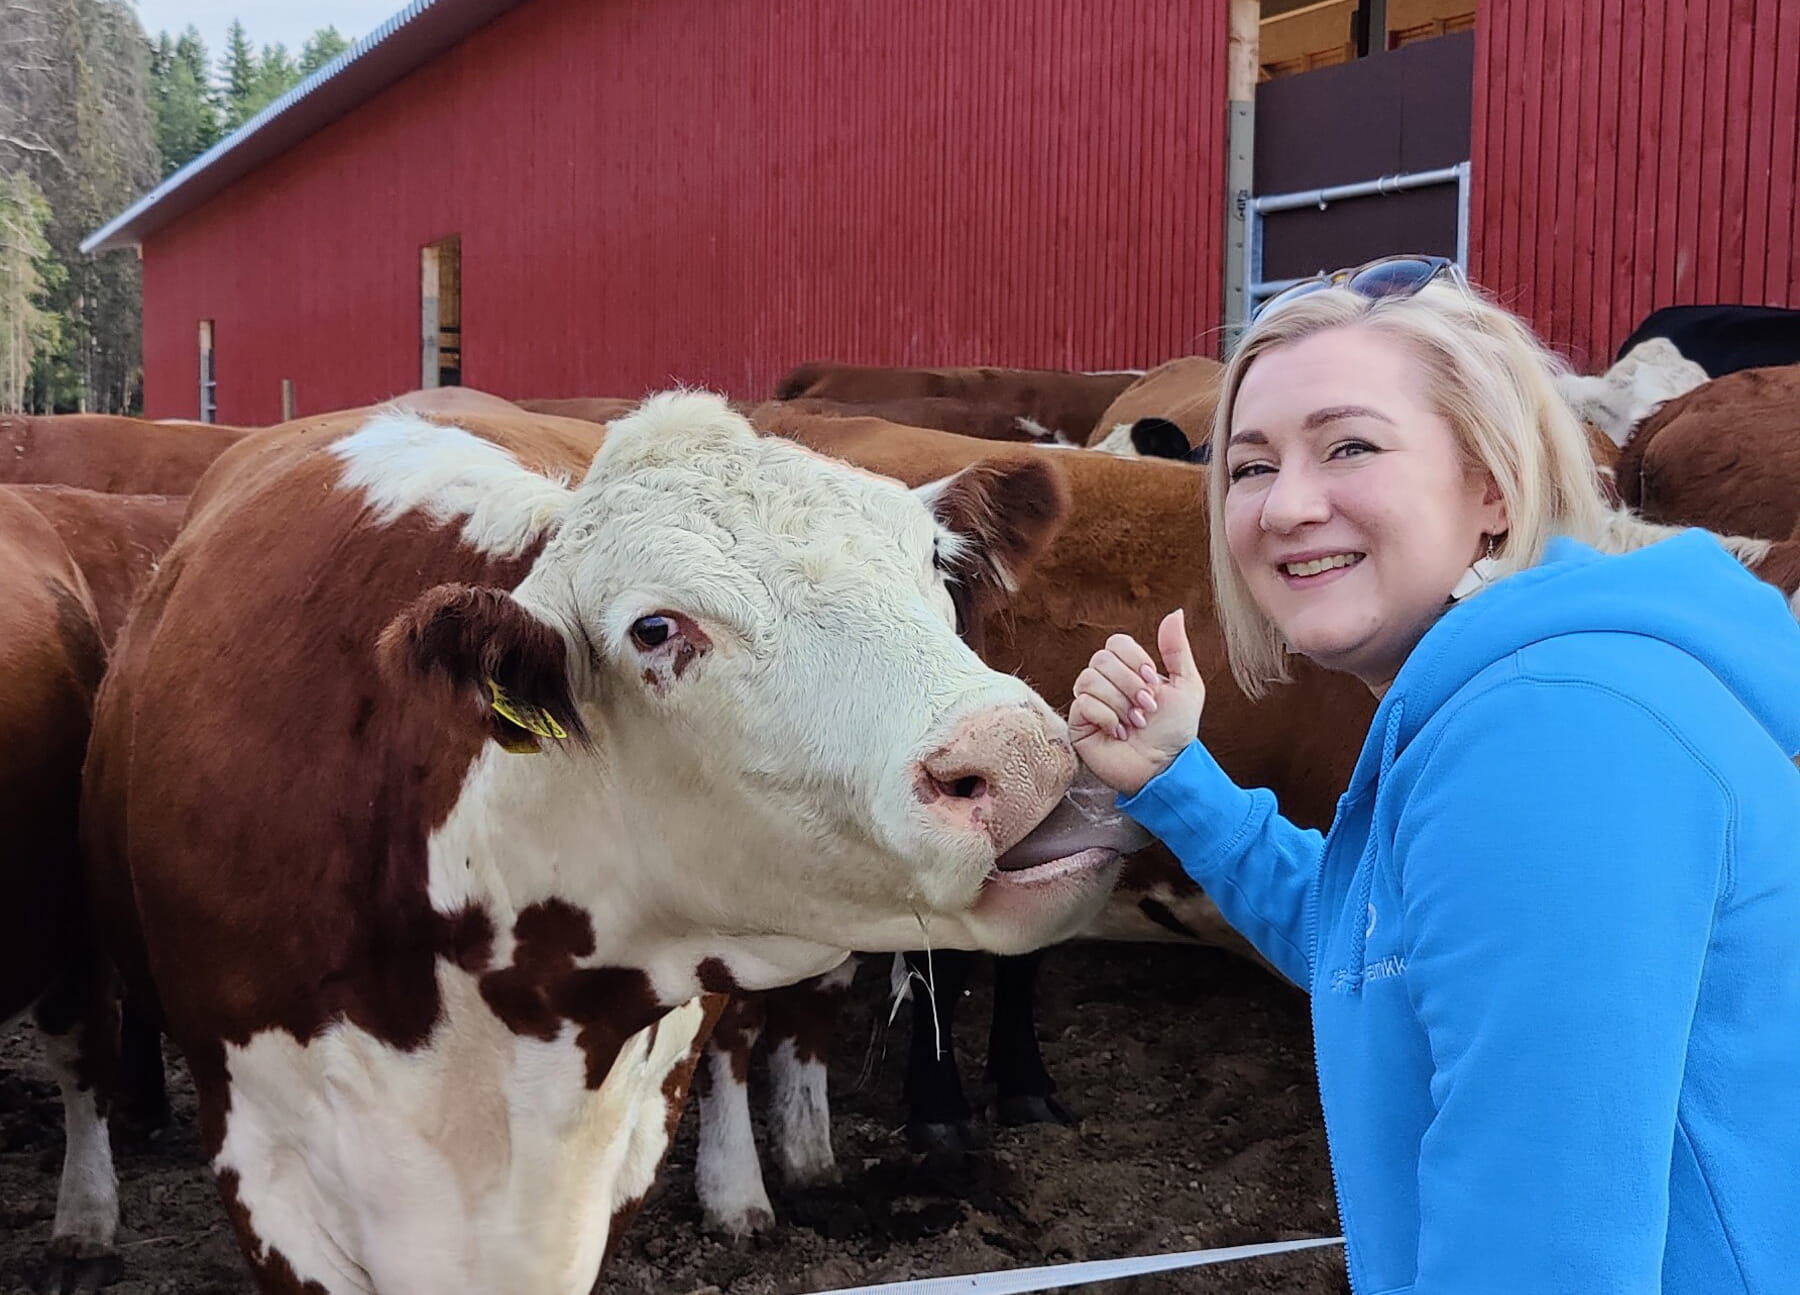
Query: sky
133 0 406 61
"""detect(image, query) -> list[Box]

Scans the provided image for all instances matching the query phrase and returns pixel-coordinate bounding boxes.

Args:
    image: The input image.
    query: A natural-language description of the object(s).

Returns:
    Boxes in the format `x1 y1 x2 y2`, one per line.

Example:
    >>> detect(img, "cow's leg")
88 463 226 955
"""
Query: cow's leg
694 993 774 1237
987 949 1075 1126
114 990 170 1136
902 947 980 1153
32 955 122 1294
762 956 855 1187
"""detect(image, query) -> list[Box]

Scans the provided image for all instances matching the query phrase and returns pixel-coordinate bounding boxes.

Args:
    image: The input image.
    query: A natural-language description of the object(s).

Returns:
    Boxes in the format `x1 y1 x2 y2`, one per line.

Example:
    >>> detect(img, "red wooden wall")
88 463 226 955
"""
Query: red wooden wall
142 0 1229 423
1471 0 1800 370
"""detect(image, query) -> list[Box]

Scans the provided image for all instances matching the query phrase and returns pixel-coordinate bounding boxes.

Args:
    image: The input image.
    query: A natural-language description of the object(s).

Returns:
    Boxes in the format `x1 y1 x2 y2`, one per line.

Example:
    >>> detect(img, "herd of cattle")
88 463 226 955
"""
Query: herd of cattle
1 301 1796 1294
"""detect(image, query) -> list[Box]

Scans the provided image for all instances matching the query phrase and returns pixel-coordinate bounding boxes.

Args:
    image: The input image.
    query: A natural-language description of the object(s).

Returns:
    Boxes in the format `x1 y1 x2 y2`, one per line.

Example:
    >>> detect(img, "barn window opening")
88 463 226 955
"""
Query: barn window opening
421 235 462 388
198 319 217 423
1259 0 1475 81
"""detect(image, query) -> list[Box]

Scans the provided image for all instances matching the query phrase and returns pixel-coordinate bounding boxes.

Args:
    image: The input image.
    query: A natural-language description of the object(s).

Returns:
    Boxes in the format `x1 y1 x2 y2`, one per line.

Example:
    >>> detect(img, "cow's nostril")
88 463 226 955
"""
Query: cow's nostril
939 775 988 800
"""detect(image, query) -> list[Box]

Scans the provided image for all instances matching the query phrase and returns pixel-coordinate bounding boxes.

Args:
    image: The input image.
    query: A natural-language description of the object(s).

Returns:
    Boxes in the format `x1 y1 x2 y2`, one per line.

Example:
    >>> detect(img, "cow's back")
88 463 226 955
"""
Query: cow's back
1619 364 1800 539
0 415 246 495
7 486 188 645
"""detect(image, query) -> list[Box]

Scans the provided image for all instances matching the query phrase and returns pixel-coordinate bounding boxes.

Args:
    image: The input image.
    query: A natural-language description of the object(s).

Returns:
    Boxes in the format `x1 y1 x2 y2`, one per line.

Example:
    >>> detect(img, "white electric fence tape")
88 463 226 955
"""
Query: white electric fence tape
804 1234 1346 1294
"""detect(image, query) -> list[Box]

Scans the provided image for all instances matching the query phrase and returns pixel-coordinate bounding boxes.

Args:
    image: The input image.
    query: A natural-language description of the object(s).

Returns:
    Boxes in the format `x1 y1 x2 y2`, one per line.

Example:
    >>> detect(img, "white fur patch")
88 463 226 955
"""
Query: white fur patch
1014 415 1052 440
41 1031 117 1257
1090 423 1139 457
1557 338 1708 447
331 410 572 558
212 969 705 1294
696 1047 774 1236
768 1040 836 1184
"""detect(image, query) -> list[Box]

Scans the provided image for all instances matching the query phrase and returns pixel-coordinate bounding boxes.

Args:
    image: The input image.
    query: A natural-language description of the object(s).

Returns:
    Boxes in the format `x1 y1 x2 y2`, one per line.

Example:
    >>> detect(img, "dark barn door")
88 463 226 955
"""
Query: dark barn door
1249 30 1475 304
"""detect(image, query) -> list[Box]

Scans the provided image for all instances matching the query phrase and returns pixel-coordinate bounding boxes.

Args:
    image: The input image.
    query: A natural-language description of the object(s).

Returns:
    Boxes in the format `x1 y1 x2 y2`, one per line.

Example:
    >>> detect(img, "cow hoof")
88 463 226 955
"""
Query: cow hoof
701 1205 776 1241
42 1246 122 1294
994 1094 1078 1127
905 1119 985 1154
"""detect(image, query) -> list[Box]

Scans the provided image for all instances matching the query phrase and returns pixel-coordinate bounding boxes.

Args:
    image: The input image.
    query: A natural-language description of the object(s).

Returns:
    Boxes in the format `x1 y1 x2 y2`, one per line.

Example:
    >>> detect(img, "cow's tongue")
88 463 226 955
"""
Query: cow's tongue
996 770 1152 871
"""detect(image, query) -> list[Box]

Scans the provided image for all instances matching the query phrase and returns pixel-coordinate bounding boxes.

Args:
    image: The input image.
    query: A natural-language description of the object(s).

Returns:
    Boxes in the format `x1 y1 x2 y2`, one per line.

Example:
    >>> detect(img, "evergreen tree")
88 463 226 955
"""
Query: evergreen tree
221 18 259 128
300 27 351 75
150 25 221 174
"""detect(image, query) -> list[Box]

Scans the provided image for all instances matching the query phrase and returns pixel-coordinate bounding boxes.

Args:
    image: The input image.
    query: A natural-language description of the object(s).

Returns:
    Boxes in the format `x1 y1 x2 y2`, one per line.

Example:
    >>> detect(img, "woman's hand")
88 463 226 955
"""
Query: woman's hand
1070 609 1206 798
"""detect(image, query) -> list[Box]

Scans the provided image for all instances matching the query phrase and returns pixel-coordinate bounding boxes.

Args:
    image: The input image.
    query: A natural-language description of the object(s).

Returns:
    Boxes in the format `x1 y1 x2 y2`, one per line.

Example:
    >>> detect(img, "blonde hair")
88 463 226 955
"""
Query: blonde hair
1208 279 1678 697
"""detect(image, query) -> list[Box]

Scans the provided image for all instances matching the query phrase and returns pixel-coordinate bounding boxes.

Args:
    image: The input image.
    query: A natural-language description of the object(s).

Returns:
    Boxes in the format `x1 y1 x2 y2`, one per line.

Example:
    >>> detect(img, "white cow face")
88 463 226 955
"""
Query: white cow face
1557 337 1709 446
398 393 1118 970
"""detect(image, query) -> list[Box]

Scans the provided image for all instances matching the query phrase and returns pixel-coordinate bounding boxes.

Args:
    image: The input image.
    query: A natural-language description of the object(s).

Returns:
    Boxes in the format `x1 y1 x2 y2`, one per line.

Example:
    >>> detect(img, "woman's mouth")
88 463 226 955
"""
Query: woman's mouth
1280 552 1365 582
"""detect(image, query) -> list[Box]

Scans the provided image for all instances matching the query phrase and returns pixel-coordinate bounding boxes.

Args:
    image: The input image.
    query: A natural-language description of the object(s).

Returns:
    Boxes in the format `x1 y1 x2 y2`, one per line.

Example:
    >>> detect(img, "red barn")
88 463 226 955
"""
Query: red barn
86 0 1799 424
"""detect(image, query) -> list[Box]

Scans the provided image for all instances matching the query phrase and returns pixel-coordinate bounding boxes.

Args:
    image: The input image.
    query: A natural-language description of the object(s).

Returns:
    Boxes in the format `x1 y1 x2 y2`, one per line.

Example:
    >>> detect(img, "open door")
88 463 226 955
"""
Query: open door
420 236 462 388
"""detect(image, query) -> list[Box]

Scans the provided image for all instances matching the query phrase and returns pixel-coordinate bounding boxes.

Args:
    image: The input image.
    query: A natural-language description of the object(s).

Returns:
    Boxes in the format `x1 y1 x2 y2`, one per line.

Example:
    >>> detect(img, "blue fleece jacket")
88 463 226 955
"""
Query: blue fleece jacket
1120 532 1800 1295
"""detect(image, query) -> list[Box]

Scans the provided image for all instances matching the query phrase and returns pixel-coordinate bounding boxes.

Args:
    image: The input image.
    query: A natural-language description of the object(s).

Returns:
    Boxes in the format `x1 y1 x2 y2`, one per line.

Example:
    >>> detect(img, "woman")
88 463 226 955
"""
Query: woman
1073 260 1800 1294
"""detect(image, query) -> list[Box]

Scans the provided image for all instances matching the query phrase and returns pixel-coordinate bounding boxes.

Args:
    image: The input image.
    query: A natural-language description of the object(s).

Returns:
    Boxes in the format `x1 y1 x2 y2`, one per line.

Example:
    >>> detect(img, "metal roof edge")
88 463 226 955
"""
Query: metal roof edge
82 0 524 254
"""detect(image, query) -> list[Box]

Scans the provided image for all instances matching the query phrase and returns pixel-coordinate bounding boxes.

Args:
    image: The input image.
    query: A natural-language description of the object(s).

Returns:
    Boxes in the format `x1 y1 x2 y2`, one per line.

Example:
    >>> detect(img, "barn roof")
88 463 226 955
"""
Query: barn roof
82 0 524 254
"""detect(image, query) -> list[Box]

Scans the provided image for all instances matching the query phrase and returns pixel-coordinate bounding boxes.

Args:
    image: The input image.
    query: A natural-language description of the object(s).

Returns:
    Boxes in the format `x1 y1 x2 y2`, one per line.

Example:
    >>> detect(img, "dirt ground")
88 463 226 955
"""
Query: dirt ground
0 943 1346 1295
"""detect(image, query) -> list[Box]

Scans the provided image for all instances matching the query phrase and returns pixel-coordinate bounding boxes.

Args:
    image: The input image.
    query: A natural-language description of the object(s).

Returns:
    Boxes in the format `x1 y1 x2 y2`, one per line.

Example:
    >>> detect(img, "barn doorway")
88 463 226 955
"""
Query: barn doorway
420 235 462 388
1236 2 1477 326
198 319 217 422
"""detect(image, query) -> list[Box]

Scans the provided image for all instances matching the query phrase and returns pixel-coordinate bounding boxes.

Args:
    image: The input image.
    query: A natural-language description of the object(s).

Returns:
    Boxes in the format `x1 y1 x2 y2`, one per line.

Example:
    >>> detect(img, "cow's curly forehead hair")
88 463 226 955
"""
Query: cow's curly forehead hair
546 391 944 624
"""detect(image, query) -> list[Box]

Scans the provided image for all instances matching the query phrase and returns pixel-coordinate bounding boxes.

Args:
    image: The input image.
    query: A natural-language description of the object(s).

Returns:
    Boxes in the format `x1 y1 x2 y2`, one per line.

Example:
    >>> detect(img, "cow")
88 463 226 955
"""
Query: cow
78 392 1131 1294
1613 303 1800 378
1617 363 1800 543
773 362 1138 444
1 414 247 495
694 401 1798 1236
1555 337 1710 447
0 485 187 1289
1084 356 1224 461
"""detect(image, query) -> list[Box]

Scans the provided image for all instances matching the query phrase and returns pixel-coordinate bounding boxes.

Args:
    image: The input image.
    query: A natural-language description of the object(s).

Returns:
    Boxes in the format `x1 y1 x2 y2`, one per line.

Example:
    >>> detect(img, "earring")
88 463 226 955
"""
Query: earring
1449 532 1503 602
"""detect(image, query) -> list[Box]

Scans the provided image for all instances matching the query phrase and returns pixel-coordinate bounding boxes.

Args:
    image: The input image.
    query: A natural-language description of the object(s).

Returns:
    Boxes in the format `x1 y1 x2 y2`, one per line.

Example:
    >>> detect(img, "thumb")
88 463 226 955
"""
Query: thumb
1156 608 1199 683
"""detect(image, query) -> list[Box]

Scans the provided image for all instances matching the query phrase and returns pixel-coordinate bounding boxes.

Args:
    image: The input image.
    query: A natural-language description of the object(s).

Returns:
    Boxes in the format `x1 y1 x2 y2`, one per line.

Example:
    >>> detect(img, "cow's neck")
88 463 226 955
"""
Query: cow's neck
431 743 853 999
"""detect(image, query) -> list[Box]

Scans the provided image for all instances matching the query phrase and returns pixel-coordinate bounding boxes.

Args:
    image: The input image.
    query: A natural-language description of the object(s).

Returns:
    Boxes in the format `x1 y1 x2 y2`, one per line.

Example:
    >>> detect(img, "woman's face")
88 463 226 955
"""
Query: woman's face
1223 325 1508 693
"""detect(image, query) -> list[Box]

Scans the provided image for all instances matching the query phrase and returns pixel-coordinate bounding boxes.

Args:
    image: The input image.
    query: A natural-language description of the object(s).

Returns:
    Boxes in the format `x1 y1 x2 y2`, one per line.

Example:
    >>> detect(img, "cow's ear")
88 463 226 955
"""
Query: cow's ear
917 457 1068 602
380 584 587 753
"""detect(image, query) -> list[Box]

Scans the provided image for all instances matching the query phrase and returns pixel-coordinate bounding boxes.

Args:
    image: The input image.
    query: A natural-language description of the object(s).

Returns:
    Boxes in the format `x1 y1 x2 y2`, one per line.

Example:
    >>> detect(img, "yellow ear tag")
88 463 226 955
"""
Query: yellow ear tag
485 679 569 745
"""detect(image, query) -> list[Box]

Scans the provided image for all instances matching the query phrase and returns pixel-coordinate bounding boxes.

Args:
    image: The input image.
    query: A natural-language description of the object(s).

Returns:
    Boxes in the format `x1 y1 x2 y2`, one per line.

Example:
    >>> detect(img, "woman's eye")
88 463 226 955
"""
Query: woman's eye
629 615 673 650
1331 441 1376 460
1228 462 1272 483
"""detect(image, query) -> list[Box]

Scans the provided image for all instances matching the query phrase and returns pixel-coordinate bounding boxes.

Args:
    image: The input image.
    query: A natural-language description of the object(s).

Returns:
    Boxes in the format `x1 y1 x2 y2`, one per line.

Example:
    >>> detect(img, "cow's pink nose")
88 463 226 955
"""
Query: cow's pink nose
915 706 1075 854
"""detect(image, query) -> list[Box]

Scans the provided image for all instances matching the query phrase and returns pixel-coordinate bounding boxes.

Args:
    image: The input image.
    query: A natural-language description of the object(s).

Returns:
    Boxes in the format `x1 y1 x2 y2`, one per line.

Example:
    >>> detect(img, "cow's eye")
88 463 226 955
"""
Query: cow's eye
630 615 673 650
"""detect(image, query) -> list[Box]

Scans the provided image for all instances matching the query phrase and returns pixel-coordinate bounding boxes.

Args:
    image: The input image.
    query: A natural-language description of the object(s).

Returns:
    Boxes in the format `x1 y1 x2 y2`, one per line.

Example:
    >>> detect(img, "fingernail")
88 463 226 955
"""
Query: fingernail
1130 708 1146 728
1113 725 1127 742
1141 665 1158 685
1137 690 1157 712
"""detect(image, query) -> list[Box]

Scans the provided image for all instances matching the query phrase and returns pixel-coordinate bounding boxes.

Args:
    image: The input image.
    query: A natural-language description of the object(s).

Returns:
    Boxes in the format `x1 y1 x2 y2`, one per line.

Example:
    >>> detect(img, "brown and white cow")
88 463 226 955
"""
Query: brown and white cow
0 485 187 1287
79 392 1127 1293
774 362 1138 445
1 414 247 495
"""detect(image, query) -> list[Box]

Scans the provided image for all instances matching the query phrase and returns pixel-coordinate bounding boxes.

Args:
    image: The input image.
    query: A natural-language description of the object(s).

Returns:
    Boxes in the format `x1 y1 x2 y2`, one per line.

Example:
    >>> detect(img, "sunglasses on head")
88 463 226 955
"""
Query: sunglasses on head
1251 254 1465 323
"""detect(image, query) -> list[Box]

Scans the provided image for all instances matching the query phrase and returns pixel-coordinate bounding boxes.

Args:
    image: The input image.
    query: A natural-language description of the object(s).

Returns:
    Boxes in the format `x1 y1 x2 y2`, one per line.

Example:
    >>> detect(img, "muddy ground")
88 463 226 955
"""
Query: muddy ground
1 943 1345 1294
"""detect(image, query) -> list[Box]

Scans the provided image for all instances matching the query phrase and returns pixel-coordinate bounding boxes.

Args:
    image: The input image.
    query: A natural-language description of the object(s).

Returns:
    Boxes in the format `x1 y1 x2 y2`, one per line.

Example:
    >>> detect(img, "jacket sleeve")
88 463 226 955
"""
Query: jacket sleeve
1118 740 1325 987
1396 680 1725 1295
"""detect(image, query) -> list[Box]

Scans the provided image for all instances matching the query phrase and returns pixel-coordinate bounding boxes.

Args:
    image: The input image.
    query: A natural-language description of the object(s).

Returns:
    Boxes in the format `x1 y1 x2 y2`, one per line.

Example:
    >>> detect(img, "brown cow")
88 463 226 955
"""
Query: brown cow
1618 364 1800 541
774 361 1138 444
0 414 246 495
0 485 186 1288
79 392 1131 1292
1085 355 1225 459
